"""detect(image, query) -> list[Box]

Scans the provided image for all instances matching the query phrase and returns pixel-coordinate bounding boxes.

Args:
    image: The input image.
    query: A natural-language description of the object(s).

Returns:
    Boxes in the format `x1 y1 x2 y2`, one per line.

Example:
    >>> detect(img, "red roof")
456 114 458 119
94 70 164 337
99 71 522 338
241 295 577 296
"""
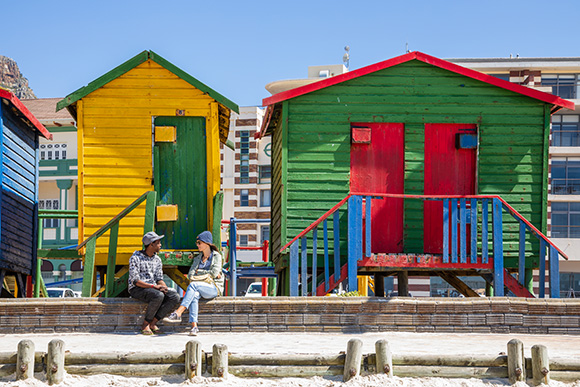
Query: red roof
262 51 575 112
0 89 52 140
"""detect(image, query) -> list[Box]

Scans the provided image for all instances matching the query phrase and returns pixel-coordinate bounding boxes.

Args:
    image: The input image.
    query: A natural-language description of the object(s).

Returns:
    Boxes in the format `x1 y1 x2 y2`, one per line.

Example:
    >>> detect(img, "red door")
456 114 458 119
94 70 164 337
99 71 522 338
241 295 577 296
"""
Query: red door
423 124 477 254
350 123 404 253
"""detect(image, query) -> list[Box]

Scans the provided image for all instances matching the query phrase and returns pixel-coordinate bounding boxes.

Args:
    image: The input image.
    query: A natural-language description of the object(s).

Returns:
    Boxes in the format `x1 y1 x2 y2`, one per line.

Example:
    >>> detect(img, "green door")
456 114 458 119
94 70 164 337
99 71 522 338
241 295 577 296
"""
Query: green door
154 116 207 249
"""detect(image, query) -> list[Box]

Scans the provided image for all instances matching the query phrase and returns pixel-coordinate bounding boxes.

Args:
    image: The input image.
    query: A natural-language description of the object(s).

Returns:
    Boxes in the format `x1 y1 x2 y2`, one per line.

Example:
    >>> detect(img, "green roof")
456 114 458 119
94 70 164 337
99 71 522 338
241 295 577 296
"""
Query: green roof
56 50 239 114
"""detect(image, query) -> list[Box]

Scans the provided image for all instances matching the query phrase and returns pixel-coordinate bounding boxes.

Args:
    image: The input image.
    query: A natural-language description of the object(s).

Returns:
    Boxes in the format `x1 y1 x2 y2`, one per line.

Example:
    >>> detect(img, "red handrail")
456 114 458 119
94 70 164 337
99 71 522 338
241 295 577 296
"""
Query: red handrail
280 194 352 252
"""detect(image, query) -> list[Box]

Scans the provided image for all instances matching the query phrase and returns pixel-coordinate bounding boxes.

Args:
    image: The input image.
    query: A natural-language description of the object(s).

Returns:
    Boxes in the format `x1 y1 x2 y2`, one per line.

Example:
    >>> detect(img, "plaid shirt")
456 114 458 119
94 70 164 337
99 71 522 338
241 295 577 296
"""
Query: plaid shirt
128 250 163 291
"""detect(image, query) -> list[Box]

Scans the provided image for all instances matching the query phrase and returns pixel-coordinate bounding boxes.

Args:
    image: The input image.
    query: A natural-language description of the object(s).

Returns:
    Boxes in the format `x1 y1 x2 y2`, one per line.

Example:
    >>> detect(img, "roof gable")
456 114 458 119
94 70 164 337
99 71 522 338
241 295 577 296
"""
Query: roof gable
0 89 52 140
262 51 574 112
56 50 239 114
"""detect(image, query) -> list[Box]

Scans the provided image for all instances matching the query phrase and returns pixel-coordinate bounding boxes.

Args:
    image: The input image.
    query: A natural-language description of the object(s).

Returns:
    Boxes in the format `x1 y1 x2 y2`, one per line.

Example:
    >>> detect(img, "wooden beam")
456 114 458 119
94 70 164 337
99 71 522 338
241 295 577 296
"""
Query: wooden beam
436 271 480 297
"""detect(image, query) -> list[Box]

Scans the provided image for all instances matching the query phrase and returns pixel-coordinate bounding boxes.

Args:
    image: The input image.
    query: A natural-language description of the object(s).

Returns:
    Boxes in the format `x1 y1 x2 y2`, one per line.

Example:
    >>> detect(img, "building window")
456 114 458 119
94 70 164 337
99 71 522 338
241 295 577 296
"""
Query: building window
560 272 580 298
552 157 580 194
552 115 580 147
260 189 271 207
543 74 579 99
239 235 248 246
261 225 270 243
39 199 60 228
259 165 271 184
551 202 580 238
240 189 249 207
239 130 250 184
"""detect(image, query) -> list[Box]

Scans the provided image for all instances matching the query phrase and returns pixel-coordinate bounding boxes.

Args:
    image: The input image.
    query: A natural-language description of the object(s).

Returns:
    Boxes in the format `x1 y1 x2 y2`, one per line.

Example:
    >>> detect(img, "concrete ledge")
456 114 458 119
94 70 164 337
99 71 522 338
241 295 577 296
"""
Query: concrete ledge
0 297 579 334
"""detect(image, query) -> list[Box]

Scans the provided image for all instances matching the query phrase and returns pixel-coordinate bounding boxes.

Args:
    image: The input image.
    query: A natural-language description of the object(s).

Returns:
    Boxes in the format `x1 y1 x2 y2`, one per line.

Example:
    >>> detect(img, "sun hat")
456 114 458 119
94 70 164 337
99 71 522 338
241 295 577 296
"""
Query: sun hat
142 231 164 246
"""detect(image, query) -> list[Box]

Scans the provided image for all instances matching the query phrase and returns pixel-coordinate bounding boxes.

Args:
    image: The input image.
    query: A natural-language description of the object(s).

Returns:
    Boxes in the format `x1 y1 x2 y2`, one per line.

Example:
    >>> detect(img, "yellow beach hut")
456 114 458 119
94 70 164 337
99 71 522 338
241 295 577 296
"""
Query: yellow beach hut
57 50 238 296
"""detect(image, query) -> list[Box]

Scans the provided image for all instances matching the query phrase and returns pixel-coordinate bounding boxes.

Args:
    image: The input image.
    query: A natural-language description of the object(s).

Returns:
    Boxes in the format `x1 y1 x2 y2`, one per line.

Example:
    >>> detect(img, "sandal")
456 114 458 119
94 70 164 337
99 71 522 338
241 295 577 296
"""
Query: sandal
141 329 154 335
151 327 162 334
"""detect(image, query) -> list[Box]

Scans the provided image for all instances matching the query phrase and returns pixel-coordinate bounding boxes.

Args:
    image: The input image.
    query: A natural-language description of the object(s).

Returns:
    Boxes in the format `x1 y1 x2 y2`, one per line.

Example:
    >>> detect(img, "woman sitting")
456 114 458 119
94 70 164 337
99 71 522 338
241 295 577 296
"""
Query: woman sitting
164 231 224 336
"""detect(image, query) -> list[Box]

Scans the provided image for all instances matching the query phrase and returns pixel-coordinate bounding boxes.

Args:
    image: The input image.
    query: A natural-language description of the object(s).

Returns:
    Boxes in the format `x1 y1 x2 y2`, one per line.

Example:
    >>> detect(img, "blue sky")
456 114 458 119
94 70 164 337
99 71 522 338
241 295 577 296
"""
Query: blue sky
2 0 579 107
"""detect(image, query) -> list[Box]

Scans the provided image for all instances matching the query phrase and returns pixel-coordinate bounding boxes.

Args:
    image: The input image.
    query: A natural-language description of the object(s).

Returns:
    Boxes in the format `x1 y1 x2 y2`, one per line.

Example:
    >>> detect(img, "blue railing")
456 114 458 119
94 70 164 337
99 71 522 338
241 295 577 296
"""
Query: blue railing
282 193 568 298
226 218 275 296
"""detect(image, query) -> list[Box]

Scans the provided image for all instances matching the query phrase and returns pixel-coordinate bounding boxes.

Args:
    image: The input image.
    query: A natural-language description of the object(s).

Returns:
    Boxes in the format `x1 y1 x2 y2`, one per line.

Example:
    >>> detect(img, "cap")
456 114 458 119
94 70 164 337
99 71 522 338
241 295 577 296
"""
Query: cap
142 231 164 246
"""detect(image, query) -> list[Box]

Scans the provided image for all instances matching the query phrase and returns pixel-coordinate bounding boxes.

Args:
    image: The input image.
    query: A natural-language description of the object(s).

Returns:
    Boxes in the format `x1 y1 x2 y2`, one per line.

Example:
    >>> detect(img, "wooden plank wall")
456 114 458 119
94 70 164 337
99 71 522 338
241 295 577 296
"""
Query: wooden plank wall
78 60 219 265
280 61 546 268
0 104 37 275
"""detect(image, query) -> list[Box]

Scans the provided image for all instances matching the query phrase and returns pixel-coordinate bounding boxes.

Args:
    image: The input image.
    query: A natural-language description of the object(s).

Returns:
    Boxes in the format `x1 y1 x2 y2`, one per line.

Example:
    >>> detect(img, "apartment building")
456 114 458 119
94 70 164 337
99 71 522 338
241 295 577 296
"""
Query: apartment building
221 107 270 251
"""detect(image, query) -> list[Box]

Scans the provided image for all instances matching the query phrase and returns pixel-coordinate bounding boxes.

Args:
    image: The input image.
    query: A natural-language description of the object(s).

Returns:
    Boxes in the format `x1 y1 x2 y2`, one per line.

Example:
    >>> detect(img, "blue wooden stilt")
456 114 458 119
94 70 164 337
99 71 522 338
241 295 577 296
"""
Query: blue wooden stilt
289 240 299 296
470 199 477 263
451 198 458 263
365 196 371 257
229 218 237 296
443 199 449 263
333 211 340 282
301 236 307 296
312 227 318 294
324 220 329 292
492 198 504 296
460 198 467 263
482 199 489 264
549 245 560 299
518 220 526 286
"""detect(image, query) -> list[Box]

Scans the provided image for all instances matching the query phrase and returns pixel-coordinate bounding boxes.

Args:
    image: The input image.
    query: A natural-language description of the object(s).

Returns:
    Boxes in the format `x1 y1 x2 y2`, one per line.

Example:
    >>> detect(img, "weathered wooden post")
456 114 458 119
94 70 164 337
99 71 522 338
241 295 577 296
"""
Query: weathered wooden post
375 339 392 377
16 340 35 380
507 339 526 384
47 339 65 385
531 344 550 386
185 340 202 380
343 338 363 382
212 344 228 378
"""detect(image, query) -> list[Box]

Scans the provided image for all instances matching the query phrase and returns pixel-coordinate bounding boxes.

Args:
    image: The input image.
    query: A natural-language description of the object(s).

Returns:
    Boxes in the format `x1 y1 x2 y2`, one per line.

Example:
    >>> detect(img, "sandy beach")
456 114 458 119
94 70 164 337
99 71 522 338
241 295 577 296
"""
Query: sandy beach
1 331 580 386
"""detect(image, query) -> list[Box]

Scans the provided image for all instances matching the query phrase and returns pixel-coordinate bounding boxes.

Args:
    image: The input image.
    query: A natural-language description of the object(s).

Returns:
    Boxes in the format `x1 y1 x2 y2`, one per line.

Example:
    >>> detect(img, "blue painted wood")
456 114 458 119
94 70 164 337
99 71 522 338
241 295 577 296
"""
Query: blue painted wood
470 199 477 263
549 245 560 299
451 198 458 263
347 196 362 292
519 220 526 286
333 211 340 282
301 236 307 296
312 227 318 294
460 199 467 263
539 240 546 298
482 199 489 264
289 240 299 296
443 199 449 263
229 218 237 296
492 198 504 296
0 109 4 267
365 195 371 257
324 219 329 292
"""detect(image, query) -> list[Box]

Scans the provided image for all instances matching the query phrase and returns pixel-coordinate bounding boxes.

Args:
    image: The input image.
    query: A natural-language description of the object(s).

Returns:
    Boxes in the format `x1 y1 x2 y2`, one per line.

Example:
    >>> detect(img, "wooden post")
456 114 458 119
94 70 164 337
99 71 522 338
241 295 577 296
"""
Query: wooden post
212 344 228 378
343 338 363 382
16 339 35 380
47 339 65 385
375 339 392 377
532 344 550 386
507 339 525 384
185 340 202 380
397 271 409 296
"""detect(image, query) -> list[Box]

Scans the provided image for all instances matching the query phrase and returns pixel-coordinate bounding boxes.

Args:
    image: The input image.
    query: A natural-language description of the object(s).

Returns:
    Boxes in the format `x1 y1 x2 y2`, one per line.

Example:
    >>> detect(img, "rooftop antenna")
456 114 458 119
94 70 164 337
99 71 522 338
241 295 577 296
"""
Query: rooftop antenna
406 42 409 53
343 46 350 70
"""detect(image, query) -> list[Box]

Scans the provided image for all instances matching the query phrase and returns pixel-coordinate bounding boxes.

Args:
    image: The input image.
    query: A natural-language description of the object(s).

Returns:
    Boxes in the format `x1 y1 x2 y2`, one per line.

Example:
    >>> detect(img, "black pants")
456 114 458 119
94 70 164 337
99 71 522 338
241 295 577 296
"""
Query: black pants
129 287 180 323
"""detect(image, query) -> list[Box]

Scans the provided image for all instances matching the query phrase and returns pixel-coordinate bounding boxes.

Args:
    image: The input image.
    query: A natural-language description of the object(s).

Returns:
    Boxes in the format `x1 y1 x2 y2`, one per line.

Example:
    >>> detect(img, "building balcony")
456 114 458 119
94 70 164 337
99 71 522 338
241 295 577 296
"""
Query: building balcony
39 159 77 177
